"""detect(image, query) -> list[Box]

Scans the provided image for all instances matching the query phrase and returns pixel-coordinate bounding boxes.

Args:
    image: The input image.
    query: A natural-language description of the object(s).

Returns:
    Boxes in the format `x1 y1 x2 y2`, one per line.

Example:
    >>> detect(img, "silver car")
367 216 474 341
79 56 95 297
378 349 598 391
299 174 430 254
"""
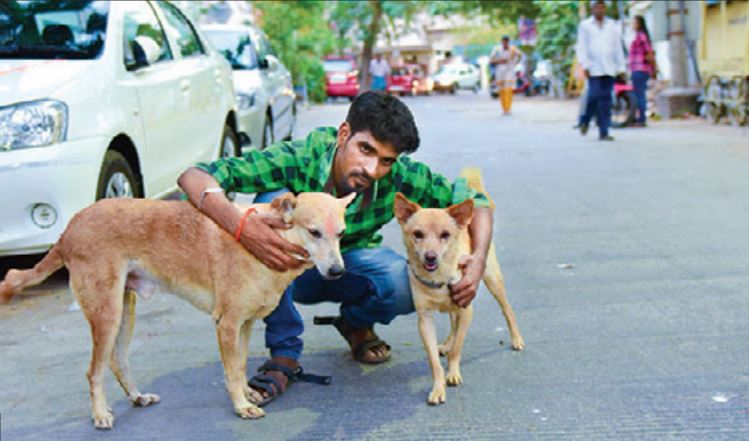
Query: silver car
202 24 295 150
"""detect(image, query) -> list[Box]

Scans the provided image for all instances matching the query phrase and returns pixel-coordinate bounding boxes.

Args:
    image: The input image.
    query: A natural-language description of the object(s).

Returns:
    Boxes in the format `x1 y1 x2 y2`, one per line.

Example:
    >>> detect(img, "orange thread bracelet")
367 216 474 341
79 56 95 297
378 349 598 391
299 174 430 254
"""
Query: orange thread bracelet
234 207 257 241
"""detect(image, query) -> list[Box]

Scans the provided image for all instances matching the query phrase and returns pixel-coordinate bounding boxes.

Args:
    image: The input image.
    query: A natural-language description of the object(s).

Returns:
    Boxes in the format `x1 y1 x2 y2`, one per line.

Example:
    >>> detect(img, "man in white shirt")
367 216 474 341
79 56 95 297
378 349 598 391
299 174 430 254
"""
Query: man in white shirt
369 53 390 91
576 0 626 141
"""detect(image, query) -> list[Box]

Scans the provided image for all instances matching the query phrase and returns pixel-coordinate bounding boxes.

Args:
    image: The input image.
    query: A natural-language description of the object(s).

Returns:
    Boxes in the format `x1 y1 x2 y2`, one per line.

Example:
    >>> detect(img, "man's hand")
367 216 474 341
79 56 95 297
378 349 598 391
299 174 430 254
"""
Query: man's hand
448 254 486 308
237 212 308 272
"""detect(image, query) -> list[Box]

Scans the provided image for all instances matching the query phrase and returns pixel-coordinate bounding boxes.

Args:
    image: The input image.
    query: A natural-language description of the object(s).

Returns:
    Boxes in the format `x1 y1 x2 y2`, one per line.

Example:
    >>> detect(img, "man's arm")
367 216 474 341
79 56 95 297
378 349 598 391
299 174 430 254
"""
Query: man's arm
178 167 307 272
614 26 627 75
576 23 589 77
449 207 492 307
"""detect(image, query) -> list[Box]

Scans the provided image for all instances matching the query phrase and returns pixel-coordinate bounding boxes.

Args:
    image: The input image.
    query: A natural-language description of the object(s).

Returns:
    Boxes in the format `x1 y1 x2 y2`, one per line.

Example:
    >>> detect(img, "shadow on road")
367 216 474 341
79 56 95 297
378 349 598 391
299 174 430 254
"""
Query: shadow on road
3 349 453 441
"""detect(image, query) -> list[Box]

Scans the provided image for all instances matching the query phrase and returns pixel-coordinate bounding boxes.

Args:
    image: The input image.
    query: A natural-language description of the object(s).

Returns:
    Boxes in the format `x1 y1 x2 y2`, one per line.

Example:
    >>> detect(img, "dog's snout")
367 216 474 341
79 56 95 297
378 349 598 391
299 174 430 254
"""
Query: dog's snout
424 251 438 263
327 264 345 279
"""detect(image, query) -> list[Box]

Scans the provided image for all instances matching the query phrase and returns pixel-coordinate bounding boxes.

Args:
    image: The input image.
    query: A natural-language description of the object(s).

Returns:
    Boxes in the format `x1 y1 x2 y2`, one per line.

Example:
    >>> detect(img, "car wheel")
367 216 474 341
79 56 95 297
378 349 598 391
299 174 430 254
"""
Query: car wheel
261 113 274 149
449 84 456 94
96 150 141 200
220 123 239 158
283 102 296 141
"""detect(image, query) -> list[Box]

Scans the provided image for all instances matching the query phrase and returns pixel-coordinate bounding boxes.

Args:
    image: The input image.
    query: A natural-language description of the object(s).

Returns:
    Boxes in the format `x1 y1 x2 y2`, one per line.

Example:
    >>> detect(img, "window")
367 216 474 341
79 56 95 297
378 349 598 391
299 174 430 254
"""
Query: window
122 1 171 68
0 0 110 60
157 1 204 58
252 30 275 61
203 29 257 70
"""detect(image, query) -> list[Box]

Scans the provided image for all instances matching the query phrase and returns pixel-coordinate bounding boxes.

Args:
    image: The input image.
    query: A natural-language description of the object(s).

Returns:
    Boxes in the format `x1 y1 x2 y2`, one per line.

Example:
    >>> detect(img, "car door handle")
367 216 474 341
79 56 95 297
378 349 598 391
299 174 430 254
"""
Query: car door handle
180 79 190 92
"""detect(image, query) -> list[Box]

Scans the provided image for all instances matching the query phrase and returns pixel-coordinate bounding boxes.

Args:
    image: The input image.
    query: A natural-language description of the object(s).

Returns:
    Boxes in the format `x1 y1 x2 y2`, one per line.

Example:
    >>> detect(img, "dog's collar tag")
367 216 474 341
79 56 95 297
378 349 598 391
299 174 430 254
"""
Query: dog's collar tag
409 266 446 289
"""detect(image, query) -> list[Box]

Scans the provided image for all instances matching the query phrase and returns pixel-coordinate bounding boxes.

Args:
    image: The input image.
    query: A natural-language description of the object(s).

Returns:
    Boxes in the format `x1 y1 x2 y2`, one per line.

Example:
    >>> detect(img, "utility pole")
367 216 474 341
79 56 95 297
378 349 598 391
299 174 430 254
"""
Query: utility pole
667 0 688 87
657 0 699 118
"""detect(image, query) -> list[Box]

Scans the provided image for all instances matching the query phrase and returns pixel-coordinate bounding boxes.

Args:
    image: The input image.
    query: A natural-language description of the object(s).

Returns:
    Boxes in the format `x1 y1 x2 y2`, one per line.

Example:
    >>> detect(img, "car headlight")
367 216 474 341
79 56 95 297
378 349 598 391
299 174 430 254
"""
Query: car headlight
236 92 256 110
0 99 68 151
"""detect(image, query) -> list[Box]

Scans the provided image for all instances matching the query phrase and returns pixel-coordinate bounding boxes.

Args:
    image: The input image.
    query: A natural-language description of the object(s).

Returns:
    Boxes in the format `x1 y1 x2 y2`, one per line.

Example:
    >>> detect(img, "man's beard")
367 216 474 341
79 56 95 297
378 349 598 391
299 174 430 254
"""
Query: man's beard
344 171 373 194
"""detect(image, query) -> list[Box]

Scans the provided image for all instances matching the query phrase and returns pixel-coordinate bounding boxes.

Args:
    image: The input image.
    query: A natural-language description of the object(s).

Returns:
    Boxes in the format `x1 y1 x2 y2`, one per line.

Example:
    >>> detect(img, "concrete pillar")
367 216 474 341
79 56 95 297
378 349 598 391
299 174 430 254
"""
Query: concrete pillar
656 0 700 118
667 0 688 88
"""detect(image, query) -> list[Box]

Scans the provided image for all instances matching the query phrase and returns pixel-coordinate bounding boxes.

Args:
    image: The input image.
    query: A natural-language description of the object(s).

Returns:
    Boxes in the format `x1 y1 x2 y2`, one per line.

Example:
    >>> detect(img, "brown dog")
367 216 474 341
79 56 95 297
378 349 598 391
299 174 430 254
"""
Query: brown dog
393 168 524 405
0 192 353 429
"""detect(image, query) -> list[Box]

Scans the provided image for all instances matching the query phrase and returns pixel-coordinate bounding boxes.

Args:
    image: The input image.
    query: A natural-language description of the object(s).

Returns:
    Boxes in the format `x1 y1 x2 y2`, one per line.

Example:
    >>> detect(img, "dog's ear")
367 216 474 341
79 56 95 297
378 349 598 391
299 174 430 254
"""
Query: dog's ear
447 198 474 228
339 192 356 208
270 192 296 223
393 192 420 224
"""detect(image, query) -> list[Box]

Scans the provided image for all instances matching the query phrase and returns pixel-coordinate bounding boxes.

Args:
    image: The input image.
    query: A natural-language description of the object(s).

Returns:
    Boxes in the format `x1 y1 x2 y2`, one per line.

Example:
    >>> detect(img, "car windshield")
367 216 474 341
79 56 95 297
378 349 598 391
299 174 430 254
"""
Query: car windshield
323 59 353 73
0 0 109 60
204 29 257 70
391 67 409 76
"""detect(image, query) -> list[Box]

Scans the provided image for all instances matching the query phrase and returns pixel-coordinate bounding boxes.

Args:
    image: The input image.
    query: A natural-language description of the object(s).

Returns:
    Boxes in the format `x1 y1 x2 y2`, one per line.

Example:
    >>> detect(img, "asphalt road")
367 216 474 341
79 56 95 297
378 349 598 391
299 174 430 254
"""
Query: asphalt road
1 91 748 440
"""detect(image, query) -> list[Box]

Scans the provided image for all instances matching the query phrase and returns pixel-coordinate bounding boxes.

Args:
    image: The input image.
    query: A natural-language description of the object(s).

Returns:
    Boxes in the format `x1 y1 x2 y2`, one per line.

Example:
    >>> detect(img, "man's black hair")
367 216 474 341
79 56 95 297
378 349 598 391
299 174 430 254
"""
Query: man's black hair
345 91 420 154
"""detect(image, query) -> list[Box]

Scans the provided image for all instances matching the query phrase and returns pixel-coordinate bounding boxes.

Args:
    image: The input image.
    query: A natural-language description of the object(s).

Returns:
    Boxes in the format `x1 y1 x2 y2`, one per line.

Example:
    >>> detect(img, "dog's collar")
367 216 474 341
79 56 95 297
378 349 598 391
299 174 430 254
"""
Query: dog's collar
409 266 446 289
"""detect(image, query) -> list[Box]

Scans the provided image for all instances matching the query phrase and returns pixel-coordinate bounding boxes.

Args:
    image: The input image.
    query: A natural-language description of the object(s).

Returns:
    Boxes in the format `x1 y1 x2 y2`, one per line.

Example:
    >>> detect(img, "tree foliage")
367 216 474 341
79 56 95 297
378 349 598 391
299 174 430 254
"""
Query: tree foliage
534 1 579 92
253 1 335 102
330 0 424 90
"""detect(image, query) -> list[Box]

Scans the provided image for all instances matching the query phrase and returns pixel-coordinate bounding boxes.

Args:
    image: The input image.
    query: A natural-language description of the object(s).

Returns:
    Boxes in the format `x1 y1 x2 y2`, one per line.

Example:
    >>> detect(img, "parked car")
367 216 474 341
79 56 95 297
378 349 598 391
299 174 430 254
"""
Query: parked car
431 62 480 93
387 64 433 96
203 24 295 149
0 0 239 256
323 56 359 100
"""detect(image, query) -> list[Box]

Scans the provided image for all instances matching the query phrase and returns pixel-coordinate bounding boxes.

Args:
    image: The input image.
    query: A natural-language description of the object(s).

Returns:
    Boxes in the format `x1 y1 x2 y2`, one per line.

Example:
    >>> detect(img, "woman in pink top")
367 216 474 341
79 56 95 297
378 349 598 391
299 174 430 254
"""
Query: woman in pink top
629 16 656 126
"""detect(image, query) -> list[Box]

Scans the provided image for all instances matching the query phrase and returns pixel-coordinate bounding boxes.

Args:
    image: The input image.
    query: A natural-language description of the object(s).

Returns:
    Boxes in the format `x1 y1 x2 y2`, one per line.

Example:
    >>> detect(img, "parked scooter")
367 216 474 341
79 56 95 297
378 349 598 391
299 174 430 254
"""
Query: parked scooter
611 76 637 127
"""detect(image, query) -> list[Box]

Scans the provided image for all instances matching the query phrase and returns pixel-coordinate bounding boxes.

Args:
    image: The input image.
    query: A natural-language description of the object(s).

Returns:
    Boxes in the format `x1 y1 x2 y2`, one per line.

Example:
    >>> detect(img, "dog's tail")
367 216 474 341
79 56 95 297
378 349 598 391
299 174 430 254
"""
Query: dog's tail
460 167 495 210
0 244 64 304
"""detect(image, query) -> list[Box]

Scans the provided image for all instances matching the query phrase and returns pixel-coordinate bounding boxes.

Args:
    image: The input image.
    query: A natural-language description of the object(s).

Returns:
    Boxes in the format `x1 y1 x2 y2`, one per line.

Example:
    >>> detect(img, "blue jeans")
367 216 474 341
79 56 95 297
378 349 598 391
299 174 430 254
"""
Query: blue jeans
581 75 614 138
631 71 649 123
254 189 415 360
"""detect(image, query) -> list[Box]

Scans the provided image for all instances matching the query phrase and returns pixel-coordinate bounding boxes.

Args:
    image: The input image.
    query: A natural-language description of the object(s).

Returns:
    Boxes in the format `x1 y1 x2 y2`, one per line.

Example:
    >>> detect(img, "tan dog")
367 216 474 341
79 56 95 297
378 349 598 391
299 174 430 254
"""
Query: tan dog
393 168 524 405
0 192 354 429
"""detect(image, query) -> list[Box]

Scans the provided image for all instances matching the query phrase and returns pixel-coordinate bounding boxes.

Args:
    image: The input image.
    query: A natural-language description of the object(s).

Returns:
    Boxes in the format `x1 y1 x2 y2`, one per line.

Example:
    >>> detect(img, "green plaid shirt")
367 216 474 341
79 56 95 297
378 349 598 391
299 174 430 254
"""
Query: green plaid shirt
196 127 489 253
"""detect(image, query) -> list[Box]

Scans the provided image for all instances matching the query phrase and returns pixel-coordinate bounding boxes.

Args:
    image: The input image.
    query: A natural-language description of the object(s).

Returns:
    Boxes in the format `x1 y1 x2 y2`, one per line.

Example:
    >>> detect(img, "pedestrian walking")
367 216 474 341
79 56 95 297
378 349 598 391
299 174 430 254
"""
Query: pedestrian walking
369 53 390 91
490 35 522 115
575 0 626 141
629 15 657 127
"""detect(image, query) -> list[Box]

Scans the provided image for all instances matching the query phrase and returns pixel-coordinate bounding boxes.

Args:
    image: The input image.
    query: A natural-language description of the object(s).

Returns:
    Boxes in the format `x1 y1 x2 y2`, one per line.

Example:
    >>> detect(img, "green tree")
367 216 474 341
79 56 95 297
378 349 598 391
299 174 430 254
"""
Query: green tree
329 0 425 90
253 1 335 102
534 1 580 95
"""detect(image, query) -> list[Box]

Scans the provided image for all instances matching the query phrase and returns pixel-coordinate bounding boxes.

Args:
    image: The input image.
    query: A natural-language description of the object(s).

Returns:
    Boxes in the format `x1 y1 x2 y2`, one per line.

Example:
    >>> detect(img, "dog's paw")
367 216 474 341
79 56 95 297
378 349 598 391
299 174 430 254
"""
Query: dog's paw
427 386 446 405
235 404 265 419
130 393 161 407
92 409 115 430
243 386 263 404
446 371 462 386
511 335 525 351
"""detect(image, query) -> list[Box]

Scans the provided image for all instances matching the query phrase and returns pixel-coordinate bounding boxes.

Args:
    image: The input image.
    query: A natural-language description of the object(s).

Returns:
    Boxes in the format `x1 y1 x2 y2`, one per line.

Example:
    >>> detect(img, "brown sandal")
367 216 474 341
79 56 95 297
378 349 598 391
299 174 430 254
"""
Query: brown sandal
314 316 391 364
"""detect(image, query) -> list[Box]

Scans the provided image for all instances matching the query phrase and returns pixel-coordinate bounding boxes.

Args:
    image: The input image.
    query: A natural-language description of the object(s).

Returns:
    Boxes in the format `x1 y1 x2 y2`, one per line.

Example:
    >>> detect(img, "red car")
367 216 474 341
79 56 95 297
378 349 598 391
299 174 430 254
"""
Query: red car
387 64 432 96
323 56 359 100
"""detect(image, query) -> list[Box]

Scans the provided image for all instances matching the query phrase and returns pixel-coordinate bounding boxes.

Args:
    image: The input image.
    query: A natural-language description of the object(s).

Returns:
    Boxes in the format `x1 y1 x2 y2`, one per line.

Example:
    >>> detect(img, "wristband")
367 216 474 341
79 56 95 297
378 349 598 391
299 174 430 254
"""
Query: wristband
197 187 224 211
234 207 257 241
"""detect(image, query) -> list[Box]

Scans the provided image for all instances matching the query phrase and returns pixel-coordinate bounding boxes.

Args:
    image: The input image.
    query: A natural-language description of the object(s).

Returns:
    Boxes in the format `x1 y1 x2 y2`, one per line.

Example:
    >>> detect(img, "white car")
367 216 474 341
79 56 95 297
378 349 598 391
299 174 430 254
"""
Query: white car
0 0 239 256
431 63 481 94
202 24 295 149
